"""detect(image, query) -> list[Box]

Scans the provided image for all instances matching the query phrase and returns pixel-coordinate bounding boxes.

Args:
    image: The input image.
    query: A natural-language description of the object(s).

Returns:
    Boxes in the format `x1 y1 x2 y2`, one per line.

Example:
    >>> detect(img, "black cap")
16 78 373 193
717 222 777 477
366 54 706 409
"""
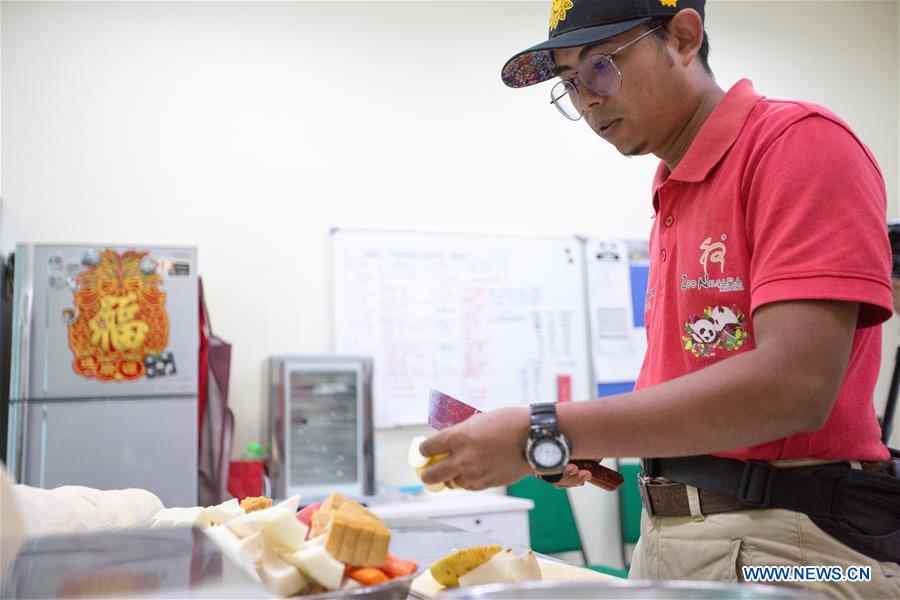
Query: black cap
502 0 706 88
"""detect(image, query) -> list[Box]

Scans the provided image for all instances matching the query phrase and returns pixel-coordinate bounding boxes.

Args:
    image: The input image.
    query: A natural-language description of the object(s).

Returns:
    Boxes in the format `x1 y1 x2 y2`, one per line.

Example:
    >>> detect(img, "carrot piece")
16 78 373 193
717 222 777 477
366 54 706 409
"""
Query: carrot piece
383 553 418 578
347 567 390 586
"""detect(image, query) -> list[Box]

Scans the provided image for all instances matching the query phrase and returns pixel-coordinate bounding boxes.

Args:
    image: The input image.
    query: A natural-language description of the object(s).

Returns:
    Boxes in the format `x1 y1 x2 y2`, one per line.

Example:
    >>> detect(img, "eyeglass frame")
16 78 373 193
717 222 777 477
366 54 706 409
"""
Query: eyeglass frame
550 25 664 121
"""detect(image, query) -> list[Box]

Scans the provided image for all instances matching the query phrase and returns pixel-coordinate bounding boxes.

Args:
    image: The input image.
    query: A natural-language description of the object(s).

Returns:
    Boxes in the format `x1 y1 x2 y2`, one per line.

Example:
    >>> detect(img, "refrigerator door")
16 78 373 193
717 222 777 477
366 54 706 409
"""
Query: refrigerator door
268 355 374 501
19 397 197 507
25 244 198 400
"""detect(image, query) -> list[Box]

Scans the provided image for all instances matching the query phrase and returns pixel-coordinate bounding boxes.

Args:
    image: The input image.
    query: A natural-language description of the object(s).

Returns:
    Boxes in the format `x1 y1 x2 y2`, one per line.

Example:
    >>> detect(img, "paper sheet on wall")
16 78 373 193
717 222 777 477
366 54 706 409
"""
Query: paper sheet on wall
332 230 591 427
586 238 648 384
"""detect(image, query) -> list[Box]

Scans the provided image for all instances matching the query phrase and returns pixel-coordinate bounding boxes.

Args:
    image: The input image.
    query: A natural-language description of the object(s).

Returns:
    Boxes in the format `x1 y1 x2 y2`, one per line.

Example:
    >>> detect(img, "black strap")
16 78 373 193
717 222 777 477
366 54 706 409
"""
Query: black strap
530 402 557 429
642 455 838 518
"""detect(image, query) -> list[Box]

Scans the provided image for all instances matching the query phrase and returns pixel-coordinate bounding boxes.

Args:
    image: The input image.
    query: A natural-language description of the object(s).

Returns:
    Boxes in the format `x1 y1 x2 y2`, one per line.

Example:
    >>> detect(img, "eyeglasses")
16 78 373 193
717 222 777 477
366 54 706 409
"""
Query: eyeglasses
550 26 663 121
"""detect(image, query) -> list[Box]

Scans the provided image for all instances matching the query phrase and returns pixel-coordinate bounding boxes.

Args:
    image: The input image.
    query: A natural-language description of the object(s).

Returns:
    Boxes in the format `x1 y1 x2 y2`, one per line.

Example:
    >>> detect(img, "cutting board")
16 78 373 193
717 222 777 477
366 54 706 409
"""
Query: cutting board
410 557 617 598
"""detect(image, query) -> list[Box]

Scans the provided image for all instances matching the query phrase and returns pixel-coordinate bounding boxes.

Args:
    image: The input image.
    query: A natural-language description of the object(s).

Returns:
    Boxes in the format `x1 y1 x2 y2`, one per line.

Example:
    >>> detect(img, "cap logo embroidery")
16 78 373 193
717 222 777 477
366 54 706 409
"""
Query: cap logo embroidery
660 0 677 7
549 0 574 31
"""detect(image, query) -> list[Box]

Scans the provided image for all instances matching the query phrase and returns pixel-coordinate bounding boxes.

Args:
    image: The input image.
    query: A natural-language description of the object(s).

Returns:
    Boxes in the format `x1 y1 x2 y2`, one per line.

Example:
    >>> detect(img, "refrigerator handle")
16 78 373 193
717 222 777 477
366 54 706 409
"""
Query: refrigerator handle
8 244 35 483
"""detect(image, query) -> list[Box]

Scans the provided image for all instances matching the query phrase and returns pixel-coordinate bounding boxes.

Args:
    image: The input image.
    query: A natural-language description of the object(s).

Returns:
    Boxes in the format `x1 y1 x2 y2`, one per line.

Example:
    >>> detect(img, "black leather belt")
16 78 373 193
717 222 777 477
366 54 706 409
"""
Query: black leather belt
638 455 889 518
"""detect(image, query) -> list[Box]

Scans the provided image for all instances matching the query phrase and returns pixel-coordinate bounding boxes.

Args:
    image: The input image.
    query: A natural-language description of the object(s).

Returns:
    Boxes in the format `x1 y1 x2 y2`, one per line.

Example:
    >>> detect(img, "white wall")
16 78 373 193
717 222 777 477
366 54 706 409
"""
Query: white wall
2 0 899 565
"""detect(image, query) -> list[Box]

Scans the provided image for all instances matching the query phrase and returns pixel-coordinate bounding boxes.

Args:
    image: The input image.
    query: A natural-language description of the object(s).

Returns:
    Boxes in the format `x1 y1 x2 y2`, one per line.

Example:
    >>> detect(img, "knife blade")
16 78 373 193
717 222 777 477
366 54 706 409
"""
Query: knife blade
427 389 623 491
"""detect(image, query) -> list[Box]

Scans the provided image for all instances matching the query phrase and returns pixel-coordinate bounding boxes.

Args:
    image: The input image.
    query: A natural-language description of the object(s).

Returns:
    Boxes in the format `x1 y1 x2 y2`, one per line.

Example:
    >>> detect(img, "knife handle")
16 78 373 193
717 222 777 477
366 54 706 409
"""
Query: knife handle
572 459 624 491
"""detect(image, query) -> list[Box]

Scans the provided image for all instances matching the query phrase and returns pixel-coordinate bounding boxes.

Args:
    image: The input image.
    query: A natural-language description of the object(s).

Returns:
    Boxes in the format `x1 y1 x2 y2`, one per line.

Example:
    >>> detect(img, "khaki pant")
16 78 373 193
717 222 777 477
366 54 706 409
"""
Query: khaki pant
629 492 900 599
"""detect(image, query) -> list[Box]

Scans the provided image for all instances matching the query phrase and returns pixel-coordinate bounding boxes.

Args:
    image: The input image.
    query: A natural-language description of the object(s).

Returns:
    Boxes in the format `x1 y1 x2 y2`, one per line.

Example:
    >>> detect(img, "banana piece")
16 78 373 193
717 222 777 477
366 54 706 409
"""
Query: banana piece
408 436 450 493
407 436 431 469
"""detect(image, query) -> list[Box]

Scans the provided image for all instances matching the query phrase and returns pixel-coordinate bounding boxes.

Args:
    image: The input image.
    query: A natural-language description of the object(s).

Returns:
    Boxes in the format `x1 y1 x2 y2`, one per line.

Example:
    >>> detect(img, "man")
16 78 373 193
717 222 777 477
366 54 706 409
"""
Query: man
419 1 899 597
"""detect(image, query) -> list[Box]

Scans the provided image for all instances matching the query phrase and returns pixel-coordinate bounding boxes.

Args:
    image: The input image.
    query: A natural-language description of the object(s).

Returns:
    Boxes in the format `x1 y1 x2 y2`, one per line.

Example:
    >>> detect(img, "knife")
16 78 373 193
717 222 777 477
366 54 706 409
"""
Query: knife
428 389 624 492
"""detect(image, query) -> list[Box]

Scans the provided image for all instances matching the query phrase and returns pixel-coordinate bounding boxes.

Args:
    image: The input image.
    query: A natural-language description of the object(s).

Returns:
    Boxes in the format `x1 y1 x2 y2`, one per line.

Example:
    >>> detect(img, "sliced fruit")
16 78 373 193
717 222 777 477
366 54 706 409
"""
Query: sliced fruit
409 437 450 493
458 549 516 586
206 498 244 525
275 494 302 513
237 531 263 575
204 525 247 578
415 466 446 493
260 535 308 596
150 507 183 528
341 578 362 591
263 510 309 551
509 549 542 581
430 452 450 465
281 542 345 590
175 506 211 528
227 506 290 538
296 502 321 527
407 436 430 468
429 545 502 587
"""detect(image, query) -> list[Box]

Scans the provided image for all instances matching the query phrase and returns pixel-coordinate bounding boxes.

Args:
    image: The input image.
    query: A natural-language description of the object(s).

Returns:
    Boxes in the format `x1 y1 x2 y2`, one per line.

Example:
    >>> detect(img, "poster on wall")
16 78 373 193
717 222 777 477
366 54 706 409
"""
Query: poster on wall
66 249 172 381
586 238 649 397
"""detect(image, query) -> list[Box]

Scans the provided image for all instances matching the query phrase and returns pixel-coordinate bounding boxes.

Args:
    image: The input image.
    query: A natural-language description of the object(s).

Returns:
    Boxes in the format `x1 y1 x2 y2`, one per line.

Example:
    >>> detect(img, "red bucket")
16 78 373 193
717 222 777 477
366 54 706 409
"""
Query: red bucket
227 460 265 499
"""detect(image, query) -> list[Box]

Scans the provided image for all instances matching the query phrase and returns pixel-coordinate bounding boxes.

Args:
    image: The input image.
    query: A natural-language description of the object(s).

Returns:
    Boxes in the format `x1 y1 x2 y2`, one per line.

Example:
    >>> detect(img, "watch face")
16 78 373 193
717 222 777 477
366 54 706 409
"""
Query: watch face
532 440 564 469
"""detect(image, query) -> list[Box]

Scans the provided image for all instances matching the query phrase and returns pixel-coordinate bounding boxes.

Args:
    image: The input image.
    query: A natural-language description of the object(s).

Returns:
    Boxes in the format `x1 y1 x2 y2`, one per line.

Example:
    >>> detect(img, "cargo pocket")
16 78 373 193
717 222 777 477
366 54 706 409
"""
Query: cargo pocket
731 538 752 584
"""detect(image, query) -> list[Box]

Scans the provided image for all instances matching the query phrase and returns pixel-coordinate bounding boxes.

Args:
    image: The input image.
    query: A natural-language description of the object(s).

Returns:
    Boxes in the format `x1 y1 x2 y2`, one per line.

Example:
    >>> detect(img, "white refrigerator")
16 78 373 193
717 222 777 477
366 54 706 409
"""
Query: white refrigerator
5 244 198 506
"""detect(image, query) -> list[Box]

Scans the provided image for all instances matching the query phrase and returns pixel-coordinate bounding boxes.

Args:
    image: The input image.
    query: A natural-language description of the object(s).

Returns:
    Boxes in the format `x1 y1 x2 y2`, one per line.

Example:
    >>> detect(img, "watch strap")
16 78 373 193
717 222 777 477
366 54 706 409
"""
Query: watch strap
530 402 558 430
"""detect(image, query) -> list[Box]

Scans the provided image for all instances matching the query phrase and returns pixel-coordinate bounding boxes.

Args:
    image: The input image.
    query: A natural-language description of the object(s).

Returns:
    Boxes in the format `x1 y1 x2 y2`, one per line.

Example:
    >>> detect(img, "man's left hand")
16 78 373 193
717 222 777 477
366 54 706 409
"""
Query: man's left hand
418 407 532 490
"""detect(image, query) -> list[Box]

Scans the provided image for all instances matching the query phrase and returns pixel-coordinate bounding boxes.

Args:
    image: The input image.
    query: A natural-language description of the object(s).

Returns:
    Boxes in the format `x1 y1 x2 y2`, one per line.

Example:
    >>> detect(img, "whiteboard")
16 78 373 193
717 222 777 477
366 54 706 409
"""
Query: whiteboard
332 229 592 427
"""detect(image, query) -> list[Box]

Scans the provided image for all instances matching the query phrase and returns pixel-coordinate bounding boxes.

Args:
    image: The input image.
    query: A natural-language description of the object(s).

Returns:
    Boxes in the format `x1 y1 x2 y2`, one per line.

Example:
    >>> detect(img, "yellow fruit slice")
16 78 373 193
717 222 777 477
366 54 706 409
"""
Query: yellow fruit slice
429 452 449 465
409 436 451 492
407 436 430 469
429 545 503 587
415 466 445 493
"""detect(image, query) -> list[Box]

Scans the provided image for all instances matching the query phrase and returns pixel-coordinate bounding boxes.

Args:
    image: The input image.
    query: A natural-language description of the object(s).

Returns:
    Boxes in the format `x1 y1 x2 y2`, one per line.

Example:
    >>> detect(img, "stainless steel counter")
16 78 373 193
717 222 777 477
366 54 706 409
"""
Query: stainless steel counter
0 517 517 599
1 518 813 599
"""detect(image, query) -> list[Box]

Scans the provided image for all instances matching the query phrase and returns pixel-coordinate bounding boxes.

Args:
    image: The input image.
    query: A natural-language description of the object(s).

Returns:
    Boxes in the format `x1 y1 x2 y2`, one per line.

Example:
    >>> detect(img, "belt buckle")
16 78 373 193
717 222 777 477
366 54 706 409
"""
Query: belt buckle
638 474 655 517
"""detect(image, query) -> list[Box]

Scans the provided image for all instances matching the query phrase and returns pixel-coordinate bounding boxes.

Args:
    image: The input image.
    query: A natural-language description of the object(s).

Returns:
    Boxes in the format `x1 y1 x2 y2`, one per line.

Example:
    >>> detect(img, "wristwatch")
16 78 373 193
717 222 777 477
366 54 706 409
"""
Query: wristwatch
525 402 571 482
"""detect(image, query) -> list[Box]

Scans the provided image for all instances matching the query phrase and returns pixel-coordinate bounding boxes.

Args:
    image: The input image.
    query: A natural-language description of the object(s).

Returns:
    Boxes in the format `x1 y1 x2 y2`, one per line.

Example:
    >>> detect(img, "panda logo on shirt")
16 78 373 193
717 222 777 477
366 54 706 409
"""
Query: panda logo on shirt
683 305 748 357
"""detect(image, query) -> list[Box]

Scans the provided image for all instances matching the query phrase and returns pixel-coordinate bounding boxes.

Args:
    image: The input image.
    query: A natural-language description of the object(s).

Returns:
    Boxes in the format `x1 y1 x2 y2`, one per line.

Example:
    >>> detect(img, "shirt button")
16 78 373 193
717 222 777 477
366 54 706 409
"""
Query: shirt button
664 215 674 227
661 249 668 262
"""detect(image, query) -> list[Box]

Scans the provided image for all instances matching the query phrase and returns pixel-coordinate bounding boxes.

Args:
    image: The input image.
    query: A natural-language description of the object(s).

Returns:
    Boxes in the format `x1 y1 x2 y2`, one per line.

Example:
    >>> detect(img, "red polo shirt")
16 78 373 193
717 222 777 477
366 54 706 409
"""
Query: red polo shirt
634 79 893 462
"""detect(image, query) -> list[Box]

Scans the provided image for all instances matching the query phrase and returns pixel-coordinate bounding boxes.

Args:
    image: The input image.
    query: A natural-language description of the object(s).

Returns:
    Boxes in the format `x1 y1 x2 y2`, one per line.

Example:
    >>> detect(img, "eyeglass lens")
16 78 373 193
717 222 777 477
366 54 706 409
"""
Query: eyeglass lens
579 55 622 97
551 81 581 120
